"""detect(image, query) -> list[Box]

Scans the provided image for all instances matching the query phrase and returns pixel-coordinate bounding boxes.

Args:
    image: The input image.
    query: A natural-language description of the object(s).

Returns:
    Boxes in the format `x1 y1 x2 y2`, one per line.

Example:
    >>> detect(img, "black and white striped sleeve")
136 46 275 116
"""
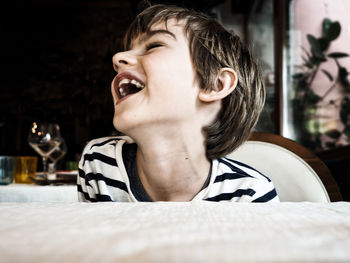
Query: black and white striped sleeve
227 159 279 203
77 168 97 202
209 158 280 203
77 140 99 202
77 138 119 202
76 137 131 202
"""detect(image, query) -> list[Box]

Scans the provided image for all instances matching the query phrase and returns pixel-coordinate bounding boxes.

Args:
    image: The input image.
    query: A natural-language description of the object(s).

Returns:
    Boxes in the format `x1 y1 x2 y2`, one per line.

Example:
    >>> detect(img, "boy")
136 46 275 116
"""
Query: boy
77 4 279 202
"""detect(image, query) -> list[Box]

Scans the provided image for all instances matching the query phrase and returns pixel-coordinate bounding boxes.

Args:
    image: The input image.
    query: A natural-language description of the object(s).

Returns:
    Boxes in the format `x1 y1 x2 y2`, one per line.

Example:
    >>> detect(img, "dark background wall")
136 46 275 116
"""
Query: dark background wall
0 0 224 163
1 1 136 163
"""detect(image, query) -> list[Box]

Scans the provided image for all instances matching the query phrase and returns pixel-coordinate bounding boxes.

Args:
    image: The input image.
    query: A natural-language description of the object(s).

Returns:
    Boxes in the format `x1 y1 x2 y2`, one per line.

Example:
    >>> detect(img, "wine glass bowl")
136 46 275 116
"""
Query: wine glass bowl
28 122 62 177
48 139 67 172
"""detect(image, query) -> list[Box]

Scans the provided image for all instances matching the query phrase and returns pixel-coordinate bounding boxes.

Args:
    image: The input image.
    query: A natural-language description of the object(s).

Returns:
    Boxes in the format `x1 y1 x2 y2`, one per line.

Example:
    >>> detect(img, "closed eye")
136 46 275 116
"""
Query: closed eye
145 42 163 51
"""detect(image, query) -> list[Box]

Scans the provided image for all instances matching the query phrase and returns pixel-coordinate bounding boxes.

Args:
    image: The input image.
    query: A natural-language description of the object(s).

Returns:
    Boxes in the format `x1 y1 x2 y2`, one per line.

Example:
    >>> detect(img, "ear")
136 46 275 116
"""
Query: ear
198 68 238 102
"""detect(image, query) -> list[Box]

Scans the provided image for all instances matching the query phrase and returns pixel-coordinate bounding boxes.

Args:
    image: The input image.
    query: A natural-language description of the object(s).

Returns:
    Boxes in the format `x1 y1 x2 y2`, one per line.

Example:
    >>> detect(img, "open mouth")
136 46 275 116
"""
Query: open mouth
115 76 145 101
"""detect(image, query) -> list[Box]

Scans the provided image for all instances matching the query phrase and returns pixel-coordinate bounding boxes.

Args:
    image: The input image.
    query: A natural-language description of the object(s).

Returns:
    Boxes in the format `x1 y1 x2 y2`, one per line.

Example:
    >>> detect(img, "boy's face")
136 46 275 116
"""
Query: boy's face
111 19 204 136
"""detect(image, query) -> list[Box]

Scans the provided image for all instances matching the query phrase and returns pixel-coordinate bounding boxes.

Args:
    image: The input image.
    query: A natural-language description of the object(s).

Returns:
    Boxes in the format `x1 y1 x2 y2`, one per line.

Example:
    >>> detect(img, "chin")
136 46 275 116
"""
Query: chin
113 118 123 133
113 116 134 136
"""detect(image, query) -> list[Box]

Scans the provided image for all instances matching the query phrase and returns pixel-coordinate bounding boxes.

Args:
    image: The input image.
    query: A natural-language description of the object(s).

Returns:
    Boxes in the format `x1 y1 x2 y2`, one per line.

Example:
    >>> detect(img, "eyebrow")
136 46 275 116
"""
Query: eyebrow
140 29 177 42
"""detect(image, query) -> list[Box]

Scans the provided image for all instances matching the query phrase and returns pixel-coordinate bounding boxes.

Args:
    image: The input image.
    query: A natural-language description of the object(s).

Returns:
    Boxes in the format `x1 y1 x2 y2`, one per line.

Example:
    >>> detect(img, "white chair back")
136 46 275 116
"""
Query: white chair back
227 141 330 202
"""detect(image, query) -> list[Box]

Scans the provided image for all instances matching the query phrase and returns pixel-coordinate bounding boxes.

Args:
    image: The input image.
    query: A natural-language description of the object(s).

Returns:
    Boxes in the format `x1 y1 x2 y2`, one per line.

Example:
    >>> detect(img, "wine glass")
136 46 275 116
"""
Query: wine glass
28 122 62 178
48 139 67 174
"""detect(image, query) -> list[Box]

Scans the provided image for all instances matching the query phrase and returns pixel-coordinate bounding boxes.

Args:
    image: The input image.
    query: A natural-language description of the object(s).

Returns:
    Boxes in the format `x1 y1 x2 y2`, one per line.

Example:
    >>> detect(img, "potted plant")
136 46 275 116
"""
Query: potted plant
292 18 350 151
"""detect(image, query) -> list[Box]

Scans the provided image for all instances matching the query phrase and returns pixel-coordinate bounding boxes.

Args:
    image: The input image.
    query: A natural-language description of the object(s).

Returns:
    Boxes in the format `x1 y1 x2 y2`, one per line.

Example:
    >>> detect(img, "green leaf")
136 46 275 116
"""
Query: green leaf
301 46 312 58
306 90 322 103
338 66 350 90
293 73 304 79
329 21 341 40
309 56 326 66
322 18 332 37
307 34 318 47
307 34 325 60
318 37 330 51
328 52 349 58
325 129 341 139
295 78 308 92
323 18 341 41
339 66 349 78
304 61 314 69
321 69 334 81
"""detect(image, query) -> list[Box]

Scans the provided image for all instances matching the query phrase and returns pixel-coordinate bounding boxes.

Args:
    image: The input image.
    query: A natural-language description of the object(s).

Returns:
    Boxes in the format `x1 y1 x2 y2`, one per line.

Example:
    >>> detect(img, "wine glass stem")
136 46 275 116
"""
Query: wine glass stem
42 156 48 176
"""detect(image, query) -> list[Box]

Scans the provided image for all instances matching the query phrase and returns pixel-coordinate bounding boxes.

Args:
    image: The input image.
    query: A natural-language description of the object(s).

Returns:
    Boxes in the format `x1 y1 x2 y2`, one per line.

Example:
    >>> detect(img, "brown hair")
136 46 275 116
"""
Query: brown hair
123 4 265 159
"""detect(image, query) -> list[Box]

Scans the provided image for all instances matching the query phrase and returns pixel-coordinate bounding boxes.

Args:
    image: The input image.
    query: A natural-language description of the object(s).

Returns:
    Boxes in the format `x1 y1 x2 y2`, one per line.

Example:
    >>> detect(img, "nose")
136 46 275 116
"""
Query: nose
112 50 137 72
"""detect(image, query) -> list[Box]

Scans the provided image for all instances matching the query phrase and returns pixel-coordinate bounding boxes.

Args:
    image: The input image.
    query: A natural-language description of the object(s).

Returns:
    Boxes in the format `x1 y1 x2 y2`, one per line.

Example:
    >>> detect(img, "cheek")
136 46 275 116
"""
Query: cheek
110 86 116 104
110 78 119 104
146 58 196 90
142 49 200 111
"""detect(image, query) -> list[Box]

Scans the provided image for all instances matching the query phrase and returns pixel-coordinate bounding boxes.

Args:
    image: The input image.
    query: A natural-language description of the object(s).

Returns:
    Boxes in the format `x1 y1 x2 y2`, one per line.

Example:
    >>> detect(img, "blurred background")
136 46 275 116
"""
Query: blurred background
1 0 349 197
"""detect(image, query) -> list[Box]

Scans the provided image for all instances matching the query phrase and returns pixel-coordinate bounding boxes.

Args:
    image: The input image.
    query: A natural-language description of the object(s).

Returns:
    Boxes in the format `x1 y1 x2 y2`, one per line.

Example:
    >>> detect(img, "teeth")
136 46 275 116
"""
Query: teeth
119 78 145 89
119 79 130 87
117 77 145 98
131 79 145 89
119 88 127 96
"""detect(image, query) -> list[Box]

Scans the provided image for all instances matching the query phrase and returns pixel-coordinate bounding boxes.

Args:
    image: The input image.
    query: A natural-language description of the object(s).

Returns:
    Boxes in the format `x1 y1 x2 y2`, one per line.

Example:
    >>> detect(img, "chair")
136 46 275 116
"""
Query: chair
227 132 342 202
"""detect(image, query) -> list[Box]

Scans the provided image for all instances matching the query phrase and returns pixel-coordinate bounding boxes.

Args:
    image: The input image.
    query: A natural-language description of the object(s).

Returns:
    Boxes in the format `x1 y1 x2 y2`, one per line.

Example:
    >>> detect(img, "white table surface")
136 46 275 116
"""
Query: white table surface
0 184 77 202
0 201 349 263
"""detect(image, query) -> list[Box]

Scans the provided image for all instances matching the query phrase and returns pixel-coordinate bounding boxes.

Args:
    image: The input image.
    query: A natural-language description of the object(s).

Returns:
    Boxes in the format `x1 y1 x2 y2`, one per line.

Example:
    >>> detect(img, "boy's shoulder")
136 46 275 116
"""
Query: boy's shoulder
84 136 133 153
211 156 279 202
216 156 271 183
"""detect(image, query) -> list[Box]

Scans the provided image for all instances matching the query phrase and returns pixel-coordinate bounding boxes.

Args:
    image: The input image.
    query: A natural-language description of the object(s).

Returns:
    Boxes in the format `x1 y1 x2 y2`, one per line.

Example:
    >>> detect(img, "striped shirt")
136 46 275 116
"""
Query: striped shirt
77 136 279 202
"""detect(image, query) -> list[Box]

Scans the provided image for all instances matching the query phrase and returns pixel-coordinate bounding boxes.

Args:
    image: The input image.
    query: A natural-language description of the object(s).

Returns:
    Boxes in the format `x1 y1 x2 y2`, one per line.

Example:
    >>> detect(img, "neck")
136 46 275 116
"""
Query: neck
132 126 211 201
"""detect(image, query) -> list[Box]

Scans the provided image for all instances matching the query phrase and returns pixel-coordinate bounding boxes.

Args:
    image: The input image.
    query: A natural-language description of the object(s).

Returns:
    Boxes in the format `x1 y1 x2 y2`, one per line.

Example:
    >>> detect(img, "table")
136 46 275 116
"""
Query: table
0 184 77 202
0 201 349 262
